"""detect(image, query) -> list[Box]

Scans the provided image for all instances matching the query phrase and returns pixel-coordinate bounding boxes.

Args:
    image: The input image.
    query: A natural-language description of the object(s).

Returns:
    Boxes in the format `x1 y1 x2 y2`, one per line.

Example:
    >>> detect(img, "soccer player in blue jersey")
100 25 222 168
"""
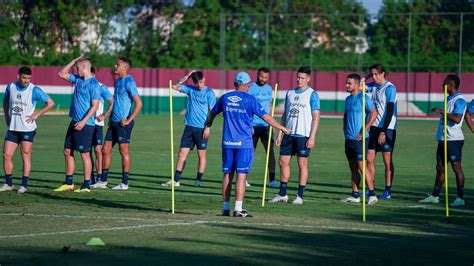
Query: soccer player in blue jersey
419 74 467 207
89 67 113 188
0 67 54 194
101 57 143 190
465 100 474 133
55 56 100 192
203 72 291 217
270 66 320 205
161 70 216 188
341 74 378 204
365 64 397 199
248 67 278 188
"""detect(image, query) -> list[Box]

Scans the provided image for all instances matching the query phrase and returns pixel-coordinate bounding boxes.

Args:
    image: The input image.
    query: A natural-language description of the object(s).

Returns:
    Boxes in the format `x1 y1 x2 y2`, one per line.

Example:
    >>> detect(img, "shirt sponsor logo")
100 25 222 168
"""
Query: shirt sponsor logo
224 106 246 113
223 140 242 146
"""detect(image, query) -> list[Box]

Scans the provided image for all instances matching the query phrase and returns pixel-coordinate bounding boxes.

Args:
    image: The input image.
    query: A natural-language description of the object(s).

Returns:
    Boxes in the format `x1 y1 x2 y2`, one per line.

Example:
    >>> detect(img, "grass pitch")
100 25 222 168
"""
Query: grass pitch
0 115 473 265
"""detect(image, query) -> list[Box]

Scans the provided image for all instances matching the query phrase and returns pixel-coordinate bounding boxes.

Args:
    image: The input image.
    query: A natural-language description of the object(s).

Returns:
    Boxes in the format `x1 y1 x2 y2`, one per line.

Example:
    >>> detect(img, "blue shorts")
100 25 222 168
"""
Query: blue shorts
64 120 95 153
345 138 368 161
279 135 311 157
180 125 207 150
368 127 396 152
222 148 254 174
437 140 463 163
105 120 135 145
92 125 104 146
5 130 36 144
252 126 274 148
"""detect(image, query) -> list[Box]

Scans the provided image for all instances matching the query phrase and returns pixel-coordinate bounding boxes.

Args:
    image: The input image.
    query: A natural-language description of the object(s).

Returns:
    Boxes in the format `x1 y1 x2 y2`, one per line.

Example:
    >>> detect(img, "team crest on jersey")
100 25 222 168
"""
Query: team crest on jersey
294 96 299 101
289 108 299 117
17 94 22 100
228 96 242 103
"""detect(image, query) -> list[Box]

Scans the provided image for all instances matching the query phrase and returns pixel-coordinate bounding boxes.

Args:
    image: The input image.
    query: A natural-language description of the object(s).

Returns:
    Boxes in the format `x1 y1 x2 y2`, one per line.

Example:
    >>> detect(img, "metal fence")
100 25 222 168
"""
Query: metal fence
219 12 474 74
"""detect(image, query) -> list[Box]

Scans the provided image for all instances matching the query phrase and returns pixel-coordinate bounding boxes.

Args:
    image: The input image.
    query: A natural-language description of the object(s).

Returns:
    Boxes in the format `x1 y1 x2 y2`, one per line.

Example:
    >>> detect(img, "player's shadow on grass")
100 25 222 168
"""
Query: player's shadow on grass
2 222 472 265
32 190 175 214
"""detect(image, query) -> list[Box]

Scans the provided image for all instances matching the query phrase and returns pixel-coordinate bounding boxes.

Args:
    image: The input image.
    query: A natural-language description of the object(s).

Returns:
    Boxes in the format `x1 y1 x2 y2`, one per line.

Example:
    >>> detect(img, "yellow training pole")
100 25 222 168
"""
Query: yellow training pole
362 81 367 222
444 84 449 217
261 83 279 207
169 80 175 214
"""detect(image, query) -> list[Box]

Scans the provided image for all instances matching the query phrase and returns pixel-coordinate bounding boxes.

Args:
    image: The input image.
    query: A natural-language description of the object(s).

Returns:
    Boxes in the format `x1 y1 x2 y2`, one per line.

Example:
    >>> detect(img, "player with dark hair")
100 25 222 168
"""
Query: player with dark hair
248 67 278 188
0 67 54 193
101 57 142 190
419 74 467 207
55 56 100 192
341 73 378 204
270 66 320 205
162 70 216 187
365 64 397 199
203 72 291 217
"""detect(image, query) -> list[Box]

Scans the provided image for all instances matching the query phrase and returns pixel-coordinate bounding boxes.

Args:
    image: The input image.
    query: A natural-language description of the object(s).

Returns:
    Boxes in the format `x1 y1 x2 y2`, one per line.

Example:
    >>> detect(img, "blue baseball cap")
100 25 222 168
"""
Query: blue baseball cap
234 71 252 85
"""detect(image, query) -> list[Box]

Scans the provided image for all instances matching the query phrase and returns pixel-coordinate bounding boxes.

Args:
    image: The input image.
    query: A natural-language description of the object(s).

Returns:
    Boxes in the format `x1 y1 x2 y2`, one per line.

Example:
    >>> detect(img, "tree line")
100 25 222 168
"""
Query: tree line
0 0 472 72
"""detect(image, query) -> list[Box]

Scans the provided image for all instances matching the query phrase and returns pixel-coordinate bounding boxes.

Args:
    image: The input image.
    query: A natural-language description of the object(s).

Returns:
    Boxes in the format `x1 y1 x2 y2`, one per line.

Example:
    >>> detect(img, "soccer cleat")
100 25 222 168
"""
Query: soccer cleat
161 180 180 187
53 184 75 192
233 209 252 217
222 209 230 216
112 183 129 190
449 197 465 207
73 186 91 193
292 195 304 205
269 194 288 203
379 191 392 199
245 181 251 187
418 194 439 204
17 186 27 194
268 180 279 188
342 196 361 203
90 181 108 189
0 184 14 192
367 196 378 205
193 180 202 187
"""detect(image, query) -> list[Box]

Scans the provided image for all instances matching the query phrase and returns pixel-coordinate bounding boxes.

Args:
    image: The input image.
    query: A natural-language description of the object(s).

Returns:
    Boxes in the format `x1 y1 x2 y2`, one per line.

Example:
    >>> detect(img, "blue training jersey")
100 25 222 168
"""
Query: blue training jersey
180 85 216 128
212 91 267 149
344 91 375 140
68 74 101 125
468 100 474 113
5 81 50 105
99 83 112 102
248 82 273 127
112 75 139 122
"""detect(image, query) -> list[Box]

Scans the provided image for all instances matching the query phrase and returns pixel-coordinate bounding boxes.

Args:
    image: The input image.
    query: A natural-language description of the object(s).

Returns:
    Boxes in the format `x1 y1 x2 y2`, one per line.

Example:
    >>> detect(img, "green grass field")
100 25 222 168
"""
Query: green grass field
0 115 473 265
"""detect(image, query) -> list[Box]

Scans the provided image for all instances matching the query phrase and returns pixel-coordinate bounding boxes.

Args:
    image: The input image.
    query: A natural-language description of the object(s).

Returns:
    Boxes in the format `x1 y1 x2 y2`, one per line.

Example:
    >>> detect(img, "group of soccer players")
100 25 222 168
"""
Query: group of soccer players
0 56 142 194
1 59 472 217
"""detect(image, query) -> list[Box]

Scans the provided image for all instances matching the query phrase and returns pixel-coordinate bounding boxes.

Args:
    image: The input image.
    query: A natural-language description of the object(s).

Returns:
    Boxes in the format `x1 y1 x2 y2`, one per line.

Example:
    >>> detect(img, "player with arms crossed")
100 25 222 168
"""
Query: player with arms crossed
248 67 278 188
